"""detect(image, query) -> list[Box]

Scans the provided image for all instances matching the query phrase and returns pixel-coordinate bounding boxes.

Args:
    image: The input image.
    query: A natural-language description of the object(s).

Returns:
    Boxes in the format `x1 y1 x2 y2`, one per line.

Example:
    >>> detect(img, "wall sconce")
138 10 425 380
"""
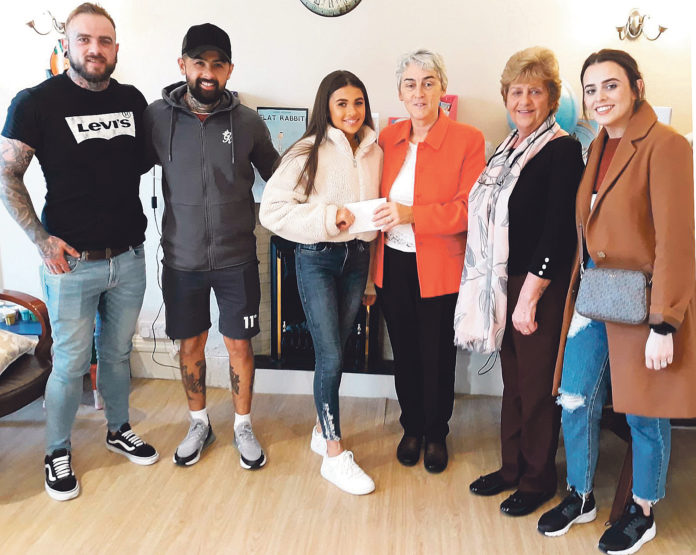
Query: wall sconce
26 11 65 35
616 8 667 41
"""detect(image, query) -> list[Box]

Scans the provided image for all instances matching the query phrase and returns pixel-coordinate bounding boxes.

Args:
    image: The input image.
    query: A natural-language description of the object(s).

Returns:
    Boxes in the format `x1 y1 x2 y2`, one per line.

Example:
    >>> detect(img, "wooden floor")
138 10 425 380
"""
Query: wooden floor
1 379 694 555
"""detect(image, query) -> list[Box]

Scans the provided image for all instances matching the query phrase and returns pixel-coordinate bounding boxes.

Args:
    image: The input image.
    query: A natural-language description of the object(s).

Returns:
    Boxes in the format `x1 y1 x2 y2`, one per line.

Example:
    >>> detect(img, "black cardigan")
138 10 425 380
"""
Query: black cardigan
507 135 584 279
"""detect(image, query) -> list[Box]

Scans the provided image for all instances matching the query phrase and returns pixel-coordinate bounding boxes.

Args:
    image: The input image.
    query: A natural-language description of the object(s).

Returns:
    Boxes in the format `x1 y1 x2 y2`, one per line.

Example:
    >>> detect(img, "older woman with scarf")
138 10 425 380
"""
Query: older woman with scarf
455 47 584 516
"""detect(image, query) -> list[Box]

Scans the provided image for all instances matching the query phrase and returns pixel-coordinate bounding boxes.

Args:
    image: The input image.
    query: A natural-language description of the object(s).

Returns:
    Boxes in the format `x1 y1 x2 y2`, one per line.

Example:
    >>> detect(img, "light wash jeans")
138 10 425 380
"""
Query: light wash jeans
295 240 369 441
559 259 671 502
42 245 146 454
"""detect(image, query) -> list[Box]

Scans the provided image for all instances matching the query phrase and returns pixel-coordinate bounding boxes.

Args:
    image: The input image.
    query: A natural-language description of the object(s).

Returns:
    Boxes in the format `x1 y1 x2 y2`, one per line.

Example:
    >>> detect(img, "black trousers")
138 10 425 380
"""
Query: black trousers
498 270 569 494
377 247 457 442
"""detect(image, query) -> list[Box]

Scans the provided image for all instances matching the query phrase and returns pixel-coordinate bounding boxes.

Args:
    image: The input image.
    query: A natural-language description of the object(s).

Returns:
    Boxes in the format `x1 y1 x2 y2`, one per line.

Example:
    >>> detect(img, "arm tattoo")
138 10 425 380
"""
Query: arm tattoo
0 137 50 247
180 359 206 399
229 365 240 395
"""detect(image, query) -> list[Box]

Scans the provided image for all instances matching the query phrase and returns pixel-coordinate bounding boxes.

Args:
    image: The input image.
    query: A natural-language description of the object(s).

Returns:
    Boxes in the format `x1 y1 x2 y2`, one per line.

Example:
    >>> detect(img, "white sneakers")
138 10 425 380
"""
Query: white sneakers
311 426 375 495
320 450 375 495
310 425 327 455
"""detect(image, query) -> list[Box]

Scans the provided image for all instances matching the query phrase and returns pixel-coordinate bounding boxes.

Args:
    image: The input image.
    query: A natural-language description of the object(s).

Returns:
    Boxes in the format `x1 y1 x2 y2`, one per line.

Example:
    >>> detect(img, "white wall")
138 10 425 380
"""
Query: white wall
0 0 693 396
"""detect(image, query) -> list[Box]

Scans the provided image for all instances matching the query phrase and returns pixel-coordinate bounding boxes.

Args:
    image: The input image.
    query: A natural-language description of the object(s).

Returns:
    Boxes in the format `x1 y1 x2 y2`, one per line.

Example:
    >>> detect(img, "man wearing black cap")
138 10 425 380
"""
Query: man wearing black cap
144 23 278 469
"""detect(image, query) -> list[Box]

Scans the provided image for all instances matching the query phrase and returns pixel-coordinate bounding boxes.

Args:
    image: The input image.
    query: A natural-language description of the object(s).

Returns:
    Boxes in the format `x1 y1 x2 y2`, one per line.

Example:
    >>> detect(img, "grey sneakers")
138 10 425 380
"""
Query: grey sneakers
234 422 266 469
173 419 216 466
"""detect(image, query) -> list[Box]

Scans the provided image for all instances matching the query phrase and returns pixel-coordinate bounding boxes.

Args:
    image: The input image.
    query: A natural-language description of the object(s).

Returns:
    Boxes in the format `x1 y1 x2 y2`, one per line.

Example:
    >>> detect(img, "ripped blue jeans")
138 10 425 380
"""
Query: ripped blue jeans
295 240 369 441
559 261 671 503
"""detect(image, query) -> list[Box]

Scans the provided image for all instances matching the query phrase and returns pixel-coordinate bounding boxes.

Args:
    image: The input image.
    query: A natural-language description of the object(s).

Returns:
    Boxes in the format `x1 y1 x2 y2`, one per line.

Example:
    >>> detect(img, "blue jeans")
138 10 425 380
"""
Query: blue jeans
295 240 370 441
559 261 671 502
42 246 146 454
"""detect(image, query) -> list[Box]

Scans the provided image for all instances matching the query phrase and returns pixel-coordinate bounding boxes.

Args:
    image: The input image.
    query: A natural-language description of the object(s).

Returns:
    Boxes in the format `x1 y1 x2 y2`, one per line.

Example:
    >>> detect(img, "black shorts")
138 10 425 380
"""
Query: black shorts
162 261 261 340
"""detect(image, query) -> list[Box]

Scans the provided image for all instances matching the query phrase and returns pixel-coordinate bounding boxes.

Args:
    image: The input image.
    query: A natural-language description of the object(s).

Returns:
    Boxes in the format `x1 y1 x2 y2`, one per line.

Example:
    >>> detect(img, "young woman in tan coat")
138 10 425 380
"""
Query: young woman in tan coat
537 50 695 555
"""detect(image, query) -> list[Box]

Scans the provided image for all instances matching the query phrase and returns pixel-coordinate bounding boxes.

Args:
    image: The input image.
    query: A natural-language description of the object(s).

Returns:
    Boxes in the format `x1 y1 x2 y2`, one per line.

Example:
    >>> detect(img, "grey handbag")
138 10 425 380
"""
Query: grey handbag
575 266 651 325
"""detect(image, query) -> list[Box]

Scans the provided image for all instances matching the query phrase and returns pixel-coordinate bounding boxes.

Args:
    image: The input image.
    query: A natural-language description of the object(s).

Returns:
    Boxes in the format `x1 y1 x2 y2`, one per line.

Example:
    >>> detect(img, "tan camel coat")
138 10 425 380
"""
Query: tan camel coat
552 102 696 418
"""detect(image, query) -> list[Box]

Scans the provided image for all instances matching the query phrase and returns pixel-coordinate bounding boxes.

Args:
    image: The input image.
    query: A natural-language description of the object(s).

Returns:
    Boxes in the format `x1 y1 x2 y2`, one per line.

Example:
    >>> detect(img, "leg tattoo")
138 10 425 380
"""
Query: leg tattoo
230 365 240 395
181 359 206 399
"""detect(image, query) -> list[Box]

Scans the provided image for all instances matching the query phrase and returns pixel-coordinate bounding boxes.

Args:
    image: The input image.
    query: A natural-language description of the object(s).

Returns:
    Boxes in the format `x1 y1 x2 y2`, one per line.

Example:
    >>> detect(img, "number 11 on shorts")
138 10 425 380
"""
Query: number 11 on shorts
244 314 258 329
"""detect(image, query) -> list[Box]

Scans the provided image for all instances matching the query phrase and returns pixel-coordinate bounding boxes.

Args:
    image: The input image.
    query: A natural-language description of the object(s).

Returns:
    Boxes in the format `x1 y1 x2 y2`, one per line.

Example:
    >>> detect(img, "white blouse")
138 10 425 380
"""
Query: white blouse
385 142 417 253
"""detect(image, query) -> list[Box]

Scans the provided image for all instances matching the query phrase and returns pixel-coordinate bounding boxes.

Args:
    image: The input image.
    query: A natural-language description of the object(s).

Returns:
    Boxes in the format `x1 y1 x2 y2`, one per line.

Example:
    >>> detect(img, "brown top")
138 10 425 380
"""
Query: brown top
594 137 621 193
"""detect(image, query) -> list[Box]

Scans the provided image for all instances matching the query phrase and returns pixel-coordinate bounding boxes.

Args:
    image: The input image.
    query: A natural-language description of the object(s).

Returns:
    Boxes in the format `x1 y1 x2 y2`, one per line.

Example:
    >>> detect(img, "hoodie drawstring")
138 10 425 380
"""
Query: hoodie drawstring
229 110 235 165
168 108 176 162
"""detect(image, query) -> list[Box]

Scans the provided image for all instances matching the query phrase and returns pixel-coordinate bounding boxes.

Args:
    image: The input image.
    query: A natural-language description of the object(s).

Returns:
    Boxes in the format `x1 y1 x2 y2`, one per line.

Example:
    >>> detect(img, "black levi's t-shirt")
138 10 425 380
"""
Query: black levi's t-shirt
2 73 148 251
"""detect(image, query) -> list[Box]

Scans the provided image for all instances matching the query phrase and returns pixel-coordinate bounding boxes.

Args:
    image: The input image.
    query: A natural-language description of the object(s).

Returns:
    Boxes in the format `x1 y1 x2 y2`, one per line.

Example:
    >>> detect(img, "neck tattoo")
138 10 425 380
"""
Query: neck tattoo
67 68 110 92
184 91 221 114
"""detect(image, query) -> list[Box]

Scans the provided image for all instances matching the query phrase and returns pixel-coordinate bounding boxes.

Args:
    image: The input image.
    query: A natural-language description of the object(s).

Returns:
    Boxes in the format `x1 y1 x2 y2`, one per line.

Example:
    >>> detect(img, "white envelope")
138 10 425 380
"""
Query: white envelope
345 198 387 234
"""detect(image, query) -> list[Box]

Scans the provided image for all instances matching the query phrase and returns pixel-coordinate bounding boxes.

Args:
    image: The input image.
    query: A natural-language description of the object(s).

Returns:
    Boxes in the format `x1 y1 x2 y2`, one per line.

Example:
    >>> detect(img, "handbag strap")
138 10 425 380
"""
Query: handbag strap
577 222 586 277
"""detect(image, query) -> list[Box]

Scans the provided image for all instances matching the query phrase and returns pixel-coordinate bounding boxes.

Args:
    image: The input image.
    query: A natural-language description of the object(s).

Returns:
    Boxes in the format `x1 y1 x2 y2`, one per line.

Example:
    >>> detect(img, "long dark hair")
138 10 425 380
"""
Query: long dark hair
580 49 645 118
283 70 374 197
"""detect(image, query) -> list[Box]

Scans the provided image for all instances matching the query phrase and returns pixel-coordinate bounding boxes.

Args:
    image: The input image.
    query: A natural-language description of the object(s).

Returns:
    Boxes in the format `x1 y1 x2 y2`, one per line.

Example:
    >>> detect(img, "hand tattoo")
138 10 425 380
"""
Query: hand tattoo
229 365 240 395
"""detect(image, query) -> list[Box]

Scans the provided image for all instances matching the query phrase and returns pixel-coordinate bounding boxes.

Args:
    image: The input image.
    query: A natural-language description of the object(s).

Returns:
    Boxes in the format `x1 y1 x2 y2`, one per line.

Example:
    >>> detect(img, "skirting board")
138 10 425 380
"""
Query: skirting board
130 336 504 398
131 336 397 399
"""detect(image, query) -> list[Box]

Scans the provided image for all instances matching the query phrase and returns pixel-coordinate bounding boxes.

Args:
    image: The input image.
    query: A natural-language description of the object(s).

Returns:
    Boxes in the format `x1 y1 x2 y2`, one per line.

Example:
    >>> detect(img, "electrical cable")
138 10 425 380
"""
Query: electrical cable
148 166 178 370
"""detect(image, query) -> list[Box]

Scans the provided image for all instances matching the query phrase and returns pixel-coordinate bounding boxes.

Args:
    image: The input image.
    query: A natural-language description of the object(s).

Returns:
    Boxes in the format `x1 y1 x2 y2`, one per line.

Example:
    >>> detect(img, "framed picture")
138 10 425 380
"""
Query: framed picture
439 94 458 120
253 107 308 202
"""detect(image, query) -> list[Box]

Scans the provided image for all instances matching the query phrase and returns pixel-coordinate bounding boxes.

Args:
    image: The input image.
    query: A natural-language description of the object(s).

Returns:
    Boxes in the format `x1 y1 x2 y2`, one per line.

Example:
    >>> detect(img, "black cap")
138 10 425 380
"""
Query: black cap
181 23 231 63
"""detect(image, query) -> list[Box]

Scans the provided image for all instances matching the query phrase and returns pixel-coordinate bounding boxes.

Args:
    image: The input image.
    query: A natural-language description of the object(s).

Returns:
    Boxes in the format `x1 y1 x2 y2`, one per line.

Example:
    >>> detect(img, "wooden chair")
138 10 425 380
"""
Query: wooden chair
0 289 52 418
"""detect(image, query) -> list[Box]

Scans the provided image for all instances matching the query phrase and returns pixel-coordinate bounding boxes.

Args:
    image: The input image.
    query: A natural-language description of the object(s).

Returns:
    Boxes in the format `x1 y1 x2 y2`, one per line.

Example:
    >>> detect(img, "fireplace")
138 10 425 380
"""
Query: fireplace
253 231 392 375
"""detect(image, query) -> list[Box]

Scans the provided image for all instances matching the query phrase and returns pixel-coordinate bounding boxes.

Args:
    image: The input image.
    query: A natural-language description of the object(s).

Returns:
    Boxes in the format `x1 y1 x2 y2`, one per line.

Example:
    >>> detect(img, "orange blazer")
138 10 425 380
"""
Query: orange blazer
372 110 485 298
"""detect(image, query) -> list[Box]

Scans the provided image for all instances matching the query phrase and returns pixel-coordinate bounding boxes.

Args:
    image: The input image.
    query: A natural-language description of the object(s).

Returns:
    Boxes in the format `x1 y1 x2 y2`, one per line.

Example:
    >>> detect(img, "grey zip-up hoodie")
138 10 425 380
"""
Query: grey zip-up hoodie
144 82 279 271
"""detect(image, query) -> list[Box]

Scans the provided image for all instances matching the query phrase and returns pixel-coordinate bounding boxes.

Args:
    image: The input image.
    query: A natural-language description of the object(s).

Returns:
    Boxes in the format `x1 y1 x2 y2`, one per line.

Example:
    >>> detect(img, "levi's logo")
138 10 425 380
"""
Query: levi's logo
65 112 136 144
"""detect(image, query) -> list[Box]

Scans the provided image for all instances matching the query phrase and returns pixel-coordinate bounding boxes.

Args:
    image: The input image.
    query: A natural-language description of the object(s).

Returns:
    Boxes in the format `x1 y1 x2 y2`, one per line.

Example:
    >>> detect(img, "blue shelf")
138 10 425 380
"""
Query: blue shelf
0 320 42 336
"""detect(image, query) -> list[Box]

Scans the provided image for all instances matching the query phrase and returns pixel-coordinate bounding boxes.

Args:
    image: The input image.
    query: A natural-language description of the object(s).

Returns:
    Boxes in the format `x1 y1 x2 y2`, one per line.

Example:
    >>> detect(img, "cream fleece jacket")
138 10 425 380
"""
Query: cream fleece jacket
259 125 382 245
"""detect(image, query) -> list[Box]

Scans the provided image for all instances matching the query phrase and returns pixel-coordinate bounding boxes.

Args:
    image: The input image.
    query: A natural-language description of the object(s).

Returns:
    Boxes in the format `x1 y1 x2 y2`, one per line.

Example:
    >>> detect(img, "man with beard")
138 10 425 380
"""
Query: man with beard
144 24 278 469
0 3 158 501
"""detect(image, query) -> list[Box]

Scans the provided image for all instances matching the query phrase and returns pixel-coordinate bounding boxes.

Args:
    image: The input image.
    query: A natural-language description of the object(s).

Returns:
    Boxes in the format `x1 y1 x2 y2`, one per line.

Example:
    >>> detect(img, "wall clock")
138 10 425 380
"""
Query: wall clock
299 0 362 17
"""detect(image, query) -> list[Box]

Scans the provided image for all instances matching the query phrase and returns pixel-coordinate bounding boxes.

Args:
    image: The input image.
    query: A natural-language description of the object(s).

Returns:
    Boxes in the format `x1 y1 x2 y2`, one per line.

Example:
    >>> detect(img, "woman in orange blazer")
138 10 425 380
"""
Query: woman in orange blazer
372 49 485 473
538 50 696 555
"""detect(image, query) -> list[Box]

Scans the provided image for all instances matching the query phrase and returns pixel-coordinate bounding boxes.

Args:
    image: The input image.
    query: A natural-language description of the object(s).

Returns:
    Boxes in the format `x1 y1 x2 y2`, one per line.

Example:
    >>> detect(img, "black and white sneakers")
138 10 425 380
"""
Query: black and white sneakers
598 501 656 555
538 488 597 536
539 491 656 555
105 423 159 465
45 424 157 500
44 449 80 501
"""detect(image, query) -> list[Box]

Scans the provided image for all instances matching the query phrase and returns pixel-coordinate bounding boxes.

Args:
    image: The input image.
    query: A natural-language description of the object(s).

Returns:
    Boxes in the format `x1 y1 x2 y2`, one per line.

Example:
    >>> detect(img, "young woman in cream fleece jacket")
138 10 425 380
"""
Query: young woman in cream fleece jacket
259 70 382 495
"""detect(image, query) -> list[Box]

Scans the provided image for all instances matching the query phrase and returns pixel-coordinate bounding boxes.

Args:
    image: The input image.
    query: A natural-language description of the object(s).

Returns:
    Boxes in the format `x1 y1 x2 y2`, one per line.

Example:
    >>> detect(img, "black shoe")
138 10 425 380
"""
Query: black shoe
598 501 656 554
44 449 79 501
469 470 517 496
423 442 448 473
106 423 159 465
538 488 597 536
396 435 422 466
500 489 555 517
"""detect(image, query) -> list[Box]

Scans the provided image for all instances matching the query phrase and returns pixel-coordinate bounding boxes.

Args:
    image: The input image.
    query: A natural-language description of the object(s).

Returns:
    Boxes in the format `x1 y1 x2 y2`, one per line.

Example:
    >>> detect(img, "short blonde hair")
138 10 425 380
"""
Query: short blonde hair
66 3 116 32
500 46 561 114
395 49 448 92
